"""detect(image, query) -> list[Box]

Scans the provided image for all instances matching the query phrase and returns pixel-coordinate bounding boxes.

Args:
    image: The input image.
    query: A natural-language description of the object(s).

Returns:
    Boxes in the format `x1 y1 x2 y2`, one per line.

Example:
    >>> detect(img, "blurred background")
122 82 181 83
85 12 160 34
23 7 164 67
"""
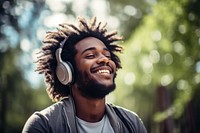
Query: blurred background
0 0 200 133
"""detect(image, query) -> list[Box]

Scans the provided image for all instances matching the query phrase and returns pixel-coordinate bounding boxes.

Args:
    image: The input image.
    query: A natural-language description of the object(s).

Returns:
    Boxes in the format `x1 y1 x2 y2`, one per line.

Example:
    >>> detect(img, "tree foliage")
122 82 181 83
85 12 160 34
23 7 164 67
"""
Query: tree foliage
0 0 51 133
115 0 200 132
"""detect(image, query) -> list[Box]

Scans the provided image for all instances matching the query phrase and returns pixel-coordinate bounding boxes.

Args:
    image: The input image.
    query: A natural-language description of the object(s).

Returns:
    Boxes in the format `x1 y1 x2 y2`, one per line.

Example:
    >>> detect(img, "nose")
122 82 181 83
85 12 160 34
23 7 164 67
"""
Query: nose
97 55 110 65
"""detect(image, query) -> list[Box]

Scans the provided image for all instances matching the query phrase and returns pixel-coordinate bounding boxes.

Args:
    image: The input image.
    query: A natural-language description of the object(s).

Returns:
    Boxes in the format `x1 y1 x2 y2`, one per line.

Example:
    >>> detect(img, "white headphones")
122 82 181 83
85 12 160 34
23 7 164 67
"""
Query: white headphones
55 39 74 85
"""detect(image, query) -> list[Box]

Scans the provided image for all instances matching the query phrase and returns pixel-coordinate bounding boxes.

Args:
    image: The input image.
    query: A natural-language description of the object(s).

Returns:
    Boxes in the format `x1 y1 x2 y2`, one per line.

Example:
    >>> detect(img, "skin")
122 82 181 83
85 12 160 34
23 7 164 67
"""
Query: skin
71 37 117 122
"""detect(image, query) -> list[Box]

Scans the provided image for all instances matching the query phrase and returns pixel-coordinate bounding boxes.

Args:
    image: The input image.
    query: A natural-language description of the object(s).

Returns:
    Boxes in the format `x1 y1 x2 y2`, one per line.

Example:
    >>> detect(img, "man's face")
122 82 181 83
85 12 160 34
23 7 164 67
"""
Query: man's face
74 37 117 99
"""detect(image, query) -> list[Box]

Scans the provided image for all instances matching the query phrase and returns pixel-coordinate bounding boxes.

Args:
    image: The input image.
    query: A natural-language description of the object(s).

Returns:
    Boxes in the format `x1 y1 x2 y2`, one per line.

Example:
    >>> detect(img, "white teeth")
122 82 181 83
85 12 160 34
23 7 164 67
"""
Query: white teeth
97 69 110 74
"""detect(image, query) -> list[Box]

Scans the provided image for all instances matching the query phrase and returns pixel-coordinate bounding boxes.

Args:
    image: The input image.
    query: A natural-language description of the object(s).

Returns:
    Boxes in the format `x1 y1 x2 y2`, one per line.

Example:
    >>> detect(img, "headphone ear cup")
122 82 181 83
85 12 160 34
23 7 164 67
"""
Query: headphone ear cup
56 61 73 85
55 48 74 85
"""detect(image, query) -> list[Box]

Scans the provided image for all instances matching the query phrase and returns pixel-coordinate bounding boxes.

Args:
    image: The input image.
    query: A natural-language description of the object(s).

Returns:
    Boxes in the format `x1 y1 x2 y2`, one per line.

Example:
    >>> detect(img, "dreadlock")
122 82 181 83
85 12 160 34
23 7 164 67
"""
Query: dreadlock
35 16 123 102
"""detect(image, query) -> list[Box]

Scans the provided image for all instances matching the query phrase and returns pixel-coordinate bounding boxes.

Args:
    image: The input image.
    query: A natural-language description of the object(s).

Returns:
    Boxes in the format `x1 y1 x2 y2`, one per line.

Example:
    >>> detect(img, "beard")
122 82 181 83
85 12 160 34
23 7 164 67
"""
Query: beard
75 71 116 99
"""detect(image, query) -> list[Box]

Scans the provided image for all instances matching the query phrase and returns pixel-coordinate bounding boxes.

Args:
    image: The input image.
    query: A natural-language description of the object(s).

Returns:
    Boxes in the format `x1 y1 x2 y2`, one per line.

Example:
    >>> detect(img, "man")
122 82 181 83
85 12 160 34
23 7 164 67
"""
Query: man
22 16 147 133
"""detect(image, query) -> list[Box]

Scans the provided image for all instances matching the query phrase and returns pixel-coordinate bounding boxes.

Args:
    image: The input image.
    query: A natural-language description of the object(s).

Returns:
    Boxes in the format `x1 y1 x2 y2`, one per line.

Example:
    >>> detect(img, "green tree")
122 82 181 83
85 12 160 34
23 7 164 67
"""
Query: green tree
115 0 200 132
107 0 150 39
0 0 52 132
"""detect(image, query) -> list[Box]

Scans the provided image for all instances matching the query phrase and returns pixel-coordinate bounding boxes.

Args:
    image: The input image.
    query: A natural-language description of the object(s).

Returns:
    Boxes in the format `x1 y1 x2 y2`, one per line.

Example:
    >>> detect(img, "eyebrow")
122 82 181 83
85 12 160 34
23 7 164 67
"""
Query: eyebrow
81 47 109 55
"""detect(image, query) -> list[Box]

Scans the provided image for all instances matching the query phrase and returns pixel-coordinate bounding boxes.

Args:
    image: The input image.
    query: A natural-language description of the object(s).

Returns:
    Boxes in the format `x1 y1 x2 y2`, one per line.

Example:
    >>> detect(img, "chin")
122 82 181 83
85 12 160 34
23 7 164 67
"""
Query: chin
77 78 116 99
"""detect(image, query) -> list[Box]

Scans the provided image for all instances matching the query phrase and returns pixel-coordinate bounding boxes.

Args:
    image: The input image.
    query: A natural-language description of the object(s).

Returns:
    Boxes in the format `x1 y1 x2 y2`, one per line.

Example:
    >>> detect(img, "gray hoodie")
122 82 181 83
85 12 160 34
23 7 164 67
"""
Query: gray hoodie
22 96 147 133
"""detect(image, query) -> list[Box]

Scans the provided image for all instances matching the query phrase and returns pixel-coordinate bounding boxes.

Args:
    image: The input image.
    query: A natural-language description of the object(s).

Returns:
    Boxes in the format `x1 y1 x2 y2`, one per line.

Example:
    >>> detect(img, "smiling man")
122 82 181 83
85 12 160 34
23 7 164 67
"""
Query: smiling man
22 16 147 133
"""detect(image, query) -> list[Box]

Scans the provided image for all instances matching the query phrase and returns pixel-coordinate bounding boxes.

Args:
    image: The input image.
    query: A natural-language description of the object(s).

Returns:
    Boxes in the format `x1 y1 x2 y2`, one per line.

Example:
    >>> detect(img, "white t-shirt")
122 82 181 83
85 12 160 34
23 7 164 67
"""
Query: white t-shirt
76 115 114 133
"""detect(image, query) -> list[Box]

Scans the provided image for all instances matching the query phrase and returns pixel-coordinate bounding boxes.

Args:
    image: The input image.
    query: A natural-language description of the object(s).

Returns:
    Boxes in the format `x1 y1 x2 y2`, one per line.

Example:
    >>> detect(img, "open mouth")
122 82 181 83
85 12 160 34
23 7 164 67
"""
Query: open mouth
91 66 113 75
96 69 110 74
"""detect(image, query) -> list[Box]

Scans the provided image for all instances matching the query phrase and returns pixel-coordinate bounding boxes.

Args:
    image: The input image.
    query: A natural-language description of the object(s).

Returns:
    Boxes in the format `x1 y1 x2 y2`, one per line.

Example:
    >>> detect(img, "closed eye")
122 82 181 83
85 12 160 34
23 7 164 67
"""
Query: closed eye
105 55 111 59
104 51 111 59
85 53 95 59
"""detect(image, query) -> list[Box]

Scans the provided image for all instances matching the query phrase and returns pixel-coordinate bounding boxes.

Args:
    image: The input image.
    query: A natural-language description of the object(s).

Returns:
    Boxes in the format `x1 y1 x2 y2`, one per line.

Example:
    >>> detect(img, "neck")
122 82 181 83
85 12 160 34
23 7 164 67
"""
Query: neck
72 86 106 122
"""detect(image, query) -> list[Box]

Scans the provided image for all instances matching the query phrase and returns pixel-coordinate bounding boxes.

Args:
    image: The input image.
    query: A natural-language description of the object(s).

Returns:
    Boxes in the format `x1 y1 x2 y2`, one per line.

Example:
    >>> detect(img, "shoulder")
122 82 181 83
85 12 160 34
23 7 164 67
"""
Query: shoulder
108 104 139 121
39 100 65 117
107 104 147 133
114 105 138 116
22 99 68 133
22 111 50 133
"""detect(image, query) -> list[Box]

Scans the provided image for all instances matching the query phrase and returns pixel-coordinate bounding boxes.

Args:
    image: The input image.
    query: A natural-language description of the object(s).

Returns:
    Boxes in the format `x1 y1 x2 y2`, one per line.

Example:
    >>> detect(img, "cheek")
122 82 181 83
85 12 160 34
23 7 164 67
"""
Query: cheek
77 59 92 73
110 60 117 72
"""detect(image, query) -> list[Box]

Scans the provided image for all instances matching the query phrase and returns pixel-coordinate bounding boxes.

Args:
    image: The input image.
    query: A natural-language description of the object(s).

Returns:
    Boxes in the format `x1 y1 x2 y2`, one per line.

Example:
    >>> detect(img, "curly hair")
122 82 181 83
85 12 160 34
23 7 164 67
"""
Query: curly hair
35 16 123 102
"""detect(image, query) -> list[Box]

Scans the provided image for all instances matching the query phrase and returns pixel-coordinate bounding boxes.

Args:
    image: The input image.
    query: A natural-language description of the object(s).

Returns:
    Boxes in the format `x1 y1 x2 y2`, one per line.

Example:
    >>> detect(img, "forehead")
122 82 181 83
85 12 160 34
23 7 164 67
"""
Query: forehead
75 37 107 52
